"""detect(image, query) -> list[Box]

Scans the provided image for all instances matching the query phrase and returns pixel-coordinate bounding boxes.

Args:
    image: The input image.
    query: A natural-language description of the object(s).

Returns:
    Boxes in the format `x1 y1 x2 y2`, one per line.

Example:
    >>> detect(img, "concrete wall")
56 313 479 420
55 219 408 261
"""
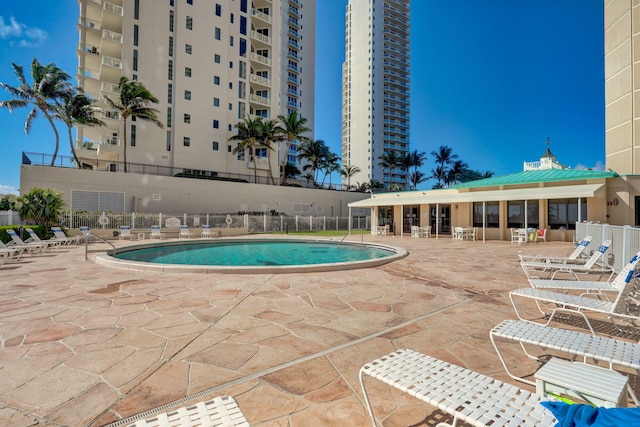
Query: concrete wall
20 165 369 216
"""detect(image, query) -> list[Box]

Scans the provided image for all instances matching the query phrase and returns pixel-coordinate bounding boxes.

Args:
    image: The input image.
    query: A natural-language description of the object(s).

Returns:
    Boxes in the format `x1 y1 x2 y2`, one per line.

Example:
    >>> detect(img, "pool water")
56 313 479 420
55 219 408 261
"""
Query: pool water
114 240 396 267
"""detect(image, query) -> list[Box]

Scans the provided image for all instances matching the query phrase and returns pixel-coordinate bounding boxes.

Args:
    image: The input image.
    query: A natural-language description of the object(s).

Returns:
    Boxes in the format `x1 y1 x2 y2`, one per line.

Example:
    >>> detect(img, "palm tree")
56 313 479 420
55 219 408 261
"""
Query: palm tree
260 118 283 185
447 159 469 186
430 145 458 169
430 165 447 189
277 112 310 181
409 170 427 190
320 151 341 187
104 76 163 172
340 164 361 190
229 116 264 183
54 89 104 168
377 150 404 171
0 59 71 165
297 139 329 185
283 162 301 185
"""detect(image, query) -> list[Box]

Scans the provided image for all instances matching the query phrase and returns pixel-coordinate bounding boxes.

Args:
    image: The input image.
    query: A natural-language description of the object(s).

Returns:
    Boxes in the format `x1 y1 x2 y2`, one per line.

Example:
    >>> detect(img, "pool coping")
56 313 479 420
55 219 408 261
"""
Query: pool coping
94 237 408 274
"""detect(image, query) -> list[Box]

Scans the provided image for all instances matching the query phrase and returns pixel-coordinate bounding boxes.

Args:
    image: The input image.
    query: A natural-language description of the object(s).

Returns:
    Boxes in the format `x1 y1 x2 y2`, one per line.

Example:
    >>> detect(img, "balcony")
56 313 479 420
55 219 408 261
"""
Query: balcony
287 63 299 73
78 42 100 56
101 55 122 69
288 38 299 49
250 73 271 87
288 28 299 39
100 110 121 120
101 81 119 93
288 17 299 29
251 9 272 24
287 100 298 108
102 29 123 44
103 1 123 16
288 6 299 17
287 88 298 97
250 52 271 66
287 50 299 60
250 94 270 106
77 66 101 80
250 30 272 45
287 75 298 84
78 17 101 30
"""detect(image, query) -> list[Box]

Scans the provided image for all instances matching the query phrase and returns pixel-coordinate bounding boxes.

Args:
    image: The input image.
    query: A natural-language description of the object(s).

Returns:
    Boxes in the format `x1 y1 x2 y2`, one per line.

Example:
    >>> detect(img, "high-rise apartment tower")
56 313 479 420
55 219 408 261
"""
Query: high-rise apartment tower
76 0 315 181
341 0 410 189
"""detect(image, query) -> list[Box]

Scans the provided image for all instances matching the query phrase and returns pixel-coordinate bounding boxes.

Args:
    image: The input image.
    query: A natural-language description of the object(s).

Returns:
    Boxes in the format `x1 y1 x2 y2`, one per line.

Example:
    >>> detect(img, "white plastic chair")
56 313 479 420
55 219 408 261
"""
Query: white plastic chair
119 225 133 240
201 225 217 238
149 225 164 240
179 225 195 239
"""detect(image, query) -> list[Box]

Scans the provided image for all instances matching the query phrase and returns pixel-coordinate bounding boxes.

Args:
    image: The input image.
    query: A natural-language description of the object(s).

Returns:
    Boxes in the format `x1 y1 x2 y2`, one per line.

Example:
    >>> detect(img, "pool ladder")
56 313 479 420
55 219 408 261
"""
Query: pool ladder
85 233 117 260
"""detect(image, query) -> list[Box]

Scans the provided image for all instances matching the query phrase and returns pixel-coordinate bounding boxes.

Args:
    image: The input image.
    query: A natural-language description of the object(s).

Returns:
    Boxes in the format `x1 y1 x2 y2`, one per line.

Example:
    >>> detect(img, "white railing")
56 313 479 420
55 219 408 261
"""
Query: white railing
576 222 640 273
249 94 270 106
251 9 272 23
103 1 123 16
57 212 370 233
102 29 123 44
79 17 101 30
101 55 122 69
250 53 271 66
250 73 271 86
250 31 271 45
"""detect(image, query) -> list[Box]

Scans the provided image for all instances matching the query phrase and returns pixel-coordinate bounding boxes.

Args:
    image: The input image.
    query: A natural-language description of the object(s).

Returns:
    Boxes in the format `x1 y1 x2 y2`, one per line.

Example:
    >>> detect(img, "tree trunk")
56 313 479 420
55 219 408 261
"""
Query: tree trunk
122 116 128 173
280 139 291 180
44 112 60 166
67 125 81 168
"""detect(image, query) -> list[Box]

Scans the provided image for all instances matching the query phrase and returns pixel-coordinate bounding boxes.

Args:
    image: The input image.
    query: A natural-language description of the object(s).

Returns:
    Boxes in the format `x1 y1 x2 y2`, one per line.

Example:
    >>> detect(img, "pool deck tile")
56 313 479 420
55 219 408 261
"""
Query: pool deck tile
1 234 623 426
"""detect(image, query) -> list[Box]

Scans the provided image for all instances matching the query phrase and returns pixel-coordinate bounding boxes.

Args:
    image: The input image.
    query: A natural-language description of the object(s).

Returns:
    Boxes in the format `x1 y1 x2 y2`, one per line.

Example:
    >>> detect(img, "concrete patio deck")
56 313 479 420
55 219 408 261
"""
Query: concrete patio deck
0 234 622 426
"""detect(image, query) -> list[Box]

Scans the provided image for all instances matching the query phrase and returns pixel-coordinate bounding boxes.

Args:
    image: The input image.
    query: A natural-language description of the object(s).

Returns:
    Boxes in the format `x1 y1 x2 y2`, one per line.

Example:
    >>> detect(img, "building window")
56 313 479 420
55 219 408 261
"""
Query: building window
215 3 222 16
166 131 171 151
230 35 234 46
230 13 234 23
167 107 172 127
213 120 219 128
473 202 499 228
239 39 247 57
212 141 219 151
169 37 174 56
185 44 192 54
168 83 173 103
168 60 173 80
240 16 247 35
133 25 139 46
507 200 539 229
184 113 191 123
185 90 191 100
187 0 193 4
548 199 587 230
228 124 232 131
215 27 221 40
134 0 140 19
185 67 192 77
240 0 247 13
213 76 220 85
229 82 233 89
228 103 232 110
186 16 193 30
228 145 232 152
132 50 138 71
229 61 233 69
214 54 221 63
183 137 190 146
213 98 219 107
169 11 174 32
170 0 174 5
131 125 136 147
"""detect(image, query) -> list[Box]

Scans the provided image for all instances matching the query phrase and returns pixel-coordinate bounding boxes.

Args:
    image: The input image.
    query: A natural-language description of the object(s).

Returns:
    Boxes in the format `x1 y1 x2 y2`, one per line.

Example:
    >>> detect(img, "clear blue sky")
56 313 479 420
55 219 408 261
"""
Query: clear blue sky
0 0 604 195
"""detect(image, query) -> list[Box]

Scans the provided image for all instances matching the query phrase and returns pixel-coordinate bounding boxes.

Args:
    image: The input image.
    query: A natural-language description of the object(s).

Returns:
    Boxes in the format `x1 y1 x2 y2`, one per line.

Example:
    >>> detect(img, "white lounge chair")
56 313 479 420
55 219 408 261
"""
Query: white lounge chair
360 349 557 427
0 240 26 259
509 272 640 334
518 235 592 263
50 227 78 245
201 225 217 238
78 226 91 243
490 319 640 402
520 239 614 281
119 225 134 240
6 229 47 253
125 396 250 427
528 251 640 294
179 225 195 239
24 227 62 248
149 225 164 240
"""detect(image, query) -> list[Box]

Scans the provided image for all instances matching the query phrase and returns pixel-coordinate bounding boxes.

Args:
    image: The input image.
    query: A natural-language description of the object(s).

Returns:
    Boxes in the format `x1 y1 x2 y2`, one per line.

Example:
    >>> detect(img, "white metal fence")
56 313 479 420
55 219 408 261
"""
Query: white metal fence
576 222 640 273
0 210 20 226
58 211 371 233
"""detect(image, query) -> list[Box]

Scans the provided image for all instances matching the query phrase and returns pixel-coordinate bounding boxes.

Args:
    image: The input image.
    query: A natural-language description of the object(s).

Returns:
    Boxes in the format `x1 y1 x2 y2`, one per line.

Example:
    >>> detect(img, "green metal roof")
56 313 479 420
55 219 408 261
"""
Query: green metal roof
452 169 617 189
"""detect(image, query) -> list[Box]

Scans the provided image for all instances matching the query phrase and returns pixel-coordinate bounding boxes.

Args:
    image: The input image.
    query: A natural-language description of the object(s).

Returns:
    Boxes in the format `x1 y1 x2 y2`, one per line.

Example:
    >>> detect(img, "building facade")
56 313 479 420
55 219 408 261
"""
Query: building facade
341 0 410 189
76 0 315 182
604 0 640 174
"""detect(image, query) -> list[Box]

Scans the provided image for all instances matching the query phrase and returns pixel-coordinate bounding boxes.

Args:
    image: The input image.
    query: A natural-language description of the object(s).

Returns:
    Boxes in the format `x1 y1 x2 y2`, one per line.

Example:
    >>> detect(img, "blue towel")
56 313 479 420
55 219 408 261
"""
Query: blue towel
541 401 640 427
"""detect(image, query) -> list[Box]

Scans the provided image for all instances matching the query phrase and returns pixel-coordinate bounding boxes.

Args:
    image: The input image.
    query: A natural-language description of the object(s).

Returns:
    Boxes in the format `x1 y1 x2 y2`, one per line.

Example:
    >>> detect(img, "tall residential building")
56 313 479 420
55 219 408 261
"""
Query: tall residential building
76 0 315 181
341 0 410 189
604 0 639 174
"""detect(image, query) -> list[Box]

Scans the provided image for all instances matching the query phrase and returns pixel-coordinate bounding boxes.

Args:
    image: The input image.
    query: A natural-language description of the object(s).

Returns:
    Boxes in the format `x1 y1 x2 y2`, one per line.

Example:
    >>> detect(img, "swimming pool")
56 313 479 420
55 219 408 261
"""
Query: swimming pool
96 238 407 274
